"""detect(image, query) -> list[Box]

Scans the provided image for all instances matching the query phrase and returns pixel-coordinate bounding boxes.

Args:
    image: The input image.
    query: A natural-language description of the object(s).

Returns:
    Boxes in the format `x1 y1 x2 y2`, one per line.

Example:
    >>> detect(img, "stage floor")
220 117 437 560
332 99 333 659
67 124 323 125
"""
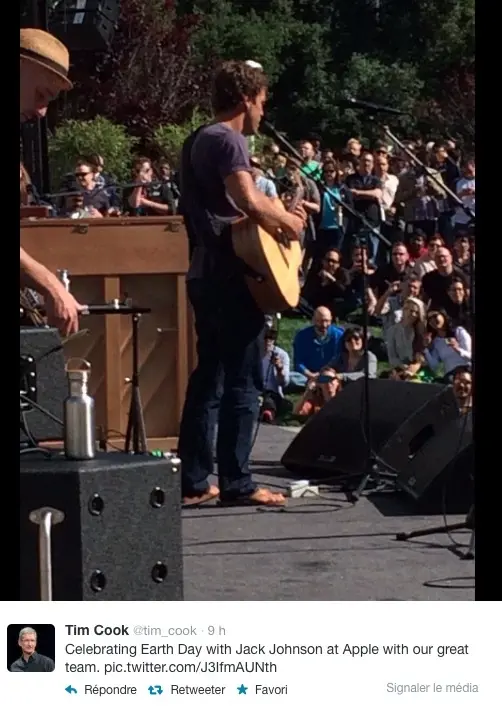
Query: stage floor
182 425 474 601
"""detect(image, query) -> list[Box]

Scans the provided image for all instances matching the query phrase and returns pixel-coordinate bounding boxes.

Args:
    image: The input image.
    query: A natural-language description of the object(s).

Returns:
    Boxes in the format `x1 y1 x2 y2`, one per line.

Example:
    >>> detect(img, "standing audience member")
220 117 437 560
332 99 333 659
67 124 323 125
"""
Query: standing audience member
454 158 475 231
250 156 278 198
345 152 383 261
375 152 399 243
316 160 345 254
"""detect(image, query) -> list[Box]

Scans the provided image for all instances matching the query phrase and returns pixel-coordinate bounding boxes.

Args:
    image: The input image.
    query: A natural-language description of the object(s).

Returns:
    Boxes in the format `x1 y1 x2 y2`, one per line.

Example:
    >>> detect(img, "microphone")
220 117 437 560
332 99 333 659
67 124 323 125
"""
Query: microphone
337 97 408 116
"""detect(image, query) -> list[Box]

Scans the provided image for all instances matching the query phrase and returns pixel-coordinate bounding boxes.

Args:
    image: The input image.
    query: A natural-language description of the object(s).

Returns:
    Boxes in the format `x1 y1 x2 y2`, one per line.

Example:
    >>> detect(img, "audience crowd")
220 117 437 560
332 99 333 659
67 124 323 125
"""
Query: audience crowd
20 132 474 425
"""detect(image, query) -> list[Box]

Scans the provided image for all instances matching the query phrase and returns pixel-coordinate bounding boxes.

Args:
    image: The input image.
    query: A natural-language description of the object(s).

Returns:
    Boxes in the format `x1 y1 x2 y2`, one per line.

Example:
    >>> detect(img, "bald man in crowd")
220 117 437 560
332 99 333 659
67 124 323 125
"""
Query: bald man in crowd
291 306 344 388
20 28 82 335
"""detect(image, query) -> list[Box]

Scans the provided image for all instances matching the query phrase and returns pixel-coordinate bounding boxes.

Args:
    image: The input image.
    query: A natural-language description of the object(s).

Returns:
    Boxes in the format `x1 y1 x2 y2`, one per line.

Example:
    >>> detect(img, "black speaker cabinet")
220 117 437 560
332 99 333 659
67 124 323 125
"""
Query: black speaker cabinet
282 380 457 476
20 327 66 443
396 412 473 513
20 453 183 601
50 1 120 52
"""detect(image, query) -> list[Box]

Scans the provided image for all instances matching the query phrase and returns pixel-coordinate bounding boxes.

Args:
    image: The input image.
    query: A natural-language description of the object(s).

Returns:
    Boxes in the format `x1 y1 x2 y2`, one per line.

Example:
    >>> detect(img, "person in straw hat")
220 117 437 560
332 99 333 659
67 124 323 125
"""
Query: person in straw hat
20 28 83 336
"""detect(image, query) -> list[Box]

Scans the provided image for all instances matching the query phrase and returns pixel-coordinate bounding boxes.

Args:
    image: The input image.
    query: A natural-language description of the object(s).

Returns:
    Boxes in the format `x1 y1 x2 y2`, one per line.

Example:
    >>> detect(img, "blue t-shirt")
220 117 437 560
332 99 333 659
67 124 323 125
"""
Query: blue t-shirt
179 123 251 279
320 187 341 229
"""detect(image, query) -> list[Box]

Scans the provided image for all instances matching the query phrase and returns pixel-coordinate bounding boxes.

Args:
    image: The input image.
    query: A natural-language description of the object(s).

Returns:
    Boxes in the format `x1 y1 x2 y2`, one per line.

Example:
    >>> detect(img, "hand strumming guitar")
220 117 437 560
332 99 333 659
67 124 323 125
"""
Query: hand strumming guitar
275 201 307 243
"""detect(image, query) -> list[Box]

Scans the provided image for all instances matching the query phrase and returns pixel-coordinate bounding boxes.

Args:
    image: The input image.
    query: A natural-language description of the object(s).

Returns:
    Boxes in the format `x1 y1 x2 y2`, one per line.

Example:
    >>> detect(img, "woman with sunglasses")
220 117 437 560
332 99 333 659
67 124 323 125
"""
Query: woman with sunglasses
424 309 472 382
326 327 377 383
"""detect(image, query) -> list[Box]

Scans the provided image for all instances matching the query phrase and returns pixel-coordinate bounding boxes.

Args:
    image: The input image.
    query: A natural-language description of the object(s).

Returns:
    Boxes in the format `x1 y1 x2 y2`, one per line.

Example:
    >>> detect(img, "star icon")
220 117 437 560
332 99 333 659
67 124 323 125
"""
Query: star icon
237 684 248 695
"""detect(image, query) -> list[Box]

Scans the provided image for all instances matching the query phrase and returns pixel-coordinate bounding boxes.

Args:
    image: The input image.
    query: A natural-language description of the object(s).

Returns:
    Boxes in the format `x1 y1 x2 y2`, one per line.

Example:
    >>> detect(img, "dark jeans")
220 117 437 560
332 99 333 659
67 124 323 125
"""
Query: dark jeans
178 276 265 499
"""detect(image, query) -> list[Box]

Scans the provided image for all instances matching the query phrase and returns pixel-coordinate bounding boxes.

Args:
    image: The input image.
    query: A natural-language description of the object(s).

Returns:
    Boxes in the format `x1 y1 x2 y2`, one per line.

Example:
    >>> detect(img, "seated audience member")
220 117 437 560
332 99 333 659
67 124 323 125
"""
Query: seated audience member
72 159 115 216
301 249 350 311
452 366 473 415
385 298 429 380
87 153 120 210
373 275 424 340
326 326 377 382
444 277 472 331
422 246 468 310
424 309 472 381
291 306 344 389
406 229 428 266
370 242 411 298
294 366 341 419
20 162 40 207
260 328 290 423
124 157 174 215
316 160 345 254
409 234 444 280
63 193 88 218
157 159 181 209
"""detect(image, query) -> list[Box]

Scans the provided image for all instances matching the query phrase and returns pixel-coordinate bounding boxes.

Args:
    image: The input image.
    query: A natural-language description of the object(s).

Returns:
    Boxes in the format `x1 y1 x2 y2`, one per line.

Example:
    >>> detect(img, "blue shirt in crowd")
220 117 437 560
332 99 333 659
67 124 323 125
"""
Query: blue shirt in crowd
320 187 341 229
293 324 344 375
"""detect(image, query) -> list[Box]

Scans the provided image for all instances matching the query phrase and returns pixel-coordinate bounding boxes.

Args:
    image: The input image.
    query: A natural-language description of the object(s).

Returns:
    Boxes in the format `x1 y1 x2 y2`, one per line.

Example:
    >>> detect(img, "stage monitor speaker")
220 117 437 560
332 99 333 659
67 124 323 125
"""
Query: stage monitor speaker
281 380 457 477
20 327 66 443
396 412 473 513
20 453 183 601
50 1 120 52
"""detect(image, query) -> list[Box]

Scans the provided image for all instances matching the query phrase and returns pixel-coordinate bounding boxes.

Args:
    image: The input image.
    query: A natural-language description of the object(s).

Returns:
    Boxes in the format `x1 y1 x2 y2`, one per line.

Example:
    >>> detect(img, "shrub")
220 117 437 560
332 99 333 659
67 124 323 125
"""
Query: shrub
48 116 138 188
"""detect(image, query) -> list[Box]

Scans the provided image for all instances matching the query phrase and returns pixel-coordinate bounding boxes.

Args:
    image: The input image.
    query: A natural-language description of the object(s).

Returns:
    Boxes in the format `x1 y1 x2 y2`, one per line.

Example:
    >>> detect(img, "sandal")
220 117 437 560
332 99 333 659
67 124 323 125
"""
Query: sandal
182 484 220 508
220 487 287 507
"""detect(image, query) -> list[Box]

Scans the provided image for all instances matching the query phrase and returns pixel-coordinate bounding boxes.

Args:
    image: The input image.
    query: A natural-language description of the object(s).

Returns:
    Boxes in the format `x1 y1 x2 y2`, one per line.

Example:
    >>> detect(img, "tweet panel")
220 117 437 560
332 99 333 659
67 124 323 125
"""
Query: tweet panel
2 601 497 711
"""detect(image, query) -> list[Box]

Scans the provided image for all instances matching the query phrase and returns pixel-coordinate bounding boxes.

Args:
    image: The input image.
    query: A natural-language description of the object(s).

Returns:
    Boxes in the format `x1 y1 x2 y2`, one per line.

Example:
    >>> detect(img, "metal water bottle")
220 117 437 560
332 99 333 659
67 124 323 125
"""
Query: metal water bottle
64 359 95 460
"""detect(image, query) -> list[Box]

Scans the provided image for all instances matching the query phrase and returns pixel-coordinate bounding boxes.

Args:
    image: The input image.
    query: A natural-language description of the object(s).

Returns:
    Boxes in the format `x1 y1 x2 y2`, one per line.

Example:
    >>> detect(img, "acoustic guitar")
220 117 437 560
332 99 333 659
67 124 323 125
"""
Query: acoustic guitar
231 194 302 313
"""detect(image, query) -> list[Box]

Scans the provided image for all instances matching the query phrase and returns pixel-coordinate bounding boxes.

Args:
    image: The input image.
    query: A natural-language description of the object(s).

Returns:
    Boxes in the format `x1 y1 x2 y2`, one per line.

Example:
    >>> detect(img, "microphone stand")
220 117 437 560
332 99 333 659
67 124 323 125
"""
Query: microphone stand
262 120 396 501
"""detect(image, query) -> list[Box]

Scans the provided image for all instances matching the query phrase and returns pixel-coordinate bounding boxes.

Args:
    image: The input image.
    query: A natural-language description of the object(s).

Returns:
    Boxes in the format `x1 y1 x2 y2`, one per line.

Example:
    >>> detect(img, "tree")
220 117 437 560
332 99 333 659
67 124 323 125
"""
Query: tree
64 0 210 143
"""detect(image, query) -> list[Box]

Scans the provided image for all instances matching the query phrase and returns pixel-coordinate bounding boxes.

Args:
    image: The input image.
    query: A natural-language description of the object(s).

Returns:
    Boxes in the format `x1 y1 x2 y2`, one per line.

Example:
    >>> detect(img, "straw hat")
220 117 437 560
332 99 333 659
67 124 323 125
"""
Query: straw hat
20 28 72 90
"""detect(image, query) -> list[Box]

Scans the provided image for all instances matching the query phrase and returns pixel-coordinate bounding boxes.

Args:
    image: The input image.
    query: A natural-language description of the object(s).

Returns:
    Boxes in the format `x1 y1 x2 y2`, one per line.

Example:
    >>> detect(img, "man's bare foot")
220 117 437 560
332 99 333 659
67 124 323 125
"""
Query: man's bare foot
221 488 286 507
182 484 220 507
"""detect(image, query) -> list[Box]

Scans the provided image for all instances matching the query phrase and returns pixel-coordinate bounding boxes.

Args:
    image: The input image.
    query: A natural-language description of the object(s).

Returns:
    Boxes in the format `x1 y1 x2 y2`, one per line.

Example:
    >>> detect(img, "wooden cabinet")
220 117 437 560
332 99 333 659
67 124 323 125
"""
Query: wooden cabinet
21 217 196 451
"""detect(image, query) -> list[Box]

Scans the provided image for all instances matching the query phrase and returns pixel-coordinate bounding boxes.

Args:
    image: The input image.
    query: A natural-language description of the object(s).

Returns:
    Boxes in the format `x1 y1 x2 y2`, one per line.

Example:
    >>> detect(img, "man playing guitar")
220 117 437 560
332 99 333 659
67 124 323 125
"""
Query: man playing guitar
20 29 83 336
179 60 306 507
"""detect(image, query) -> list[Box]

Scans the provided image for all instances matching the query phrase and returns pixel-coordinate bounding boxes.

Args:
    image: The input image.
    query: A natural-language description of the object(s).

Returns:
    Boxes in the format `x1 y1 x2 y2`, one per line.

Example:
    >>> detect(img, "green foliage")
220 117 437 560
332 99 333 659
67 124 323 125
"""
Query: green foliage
331 55 423 143
48 117 138 187
151 110 211 167
53 0 475 149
